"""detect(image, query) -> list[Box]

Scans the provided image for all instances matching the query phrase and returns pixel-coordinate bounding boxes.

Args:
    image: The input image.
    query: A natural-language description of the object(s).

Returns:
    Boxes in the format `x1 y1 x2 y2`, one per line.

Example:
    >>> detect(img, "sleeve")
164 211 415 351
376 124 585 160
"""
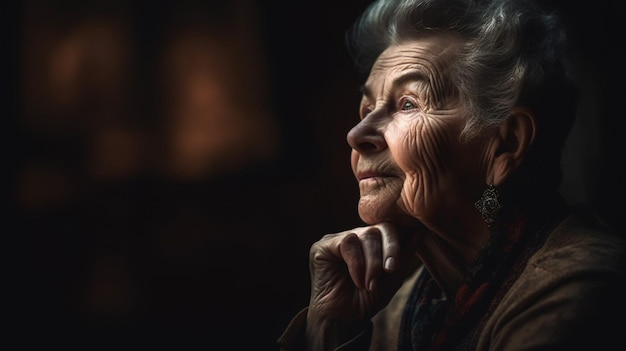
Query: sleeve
276 308 373 351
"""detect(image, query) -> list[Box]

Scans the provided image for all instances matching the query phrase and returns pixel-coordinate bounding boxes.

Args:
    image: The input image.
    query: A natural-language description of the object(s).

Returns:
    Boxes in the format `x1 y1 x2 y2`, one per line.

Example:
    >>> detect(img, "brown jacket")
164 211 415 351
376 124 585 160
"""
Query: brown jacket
278 209 626 350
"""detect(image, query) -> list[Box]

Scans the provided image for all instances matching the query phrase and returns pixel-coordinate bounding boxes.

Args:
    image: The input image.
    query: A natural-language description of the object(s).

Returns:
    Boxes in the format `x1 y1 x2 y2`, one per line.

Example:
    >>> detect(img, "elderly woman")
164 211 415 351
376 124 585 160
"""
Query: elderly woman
278 0 625 350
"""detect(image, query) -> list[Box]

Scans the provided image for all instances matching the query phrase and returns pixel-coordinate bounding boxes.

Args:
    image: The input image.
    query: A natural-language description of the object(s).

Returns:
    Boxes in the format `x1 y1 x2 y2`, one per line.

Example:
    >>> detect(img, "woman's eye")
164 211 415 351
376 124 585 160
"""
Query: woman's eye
401 100 417 111
361 107 372 119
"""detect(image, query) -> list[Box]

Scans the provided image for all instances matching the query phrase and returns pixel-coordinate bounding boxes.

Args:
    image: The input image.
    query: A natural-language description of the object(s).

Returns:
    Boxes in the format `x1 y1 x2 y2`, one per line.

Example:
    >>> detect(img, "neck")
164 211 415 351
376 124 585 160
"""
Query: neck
414 218 490 297
414 185 567 298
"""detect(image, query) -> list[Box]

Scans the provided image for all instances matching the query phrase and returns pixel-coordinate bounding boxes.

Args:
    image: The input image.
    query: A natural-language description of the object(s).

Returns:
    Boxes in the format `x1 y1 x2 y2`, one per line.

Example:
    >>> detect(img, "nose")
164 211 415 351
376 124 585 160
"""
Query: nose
346 117 387 154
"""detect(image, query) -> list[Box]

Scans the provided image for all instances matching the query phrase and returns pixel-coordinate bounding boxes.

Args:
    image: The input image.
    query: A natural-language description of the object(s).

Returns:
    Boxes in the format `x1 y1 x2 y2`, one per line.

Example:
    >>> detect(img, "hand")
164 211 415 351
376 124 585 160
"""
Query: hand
305 222 422 349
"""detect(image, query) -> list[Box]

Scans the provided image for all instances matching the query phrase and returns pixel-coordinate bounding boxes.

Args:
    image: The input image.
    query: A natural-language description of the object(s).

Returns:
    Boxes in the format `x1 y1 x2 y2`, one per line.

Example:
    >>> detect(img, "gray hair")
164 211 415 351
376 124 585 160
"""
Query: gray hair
346 0 578 187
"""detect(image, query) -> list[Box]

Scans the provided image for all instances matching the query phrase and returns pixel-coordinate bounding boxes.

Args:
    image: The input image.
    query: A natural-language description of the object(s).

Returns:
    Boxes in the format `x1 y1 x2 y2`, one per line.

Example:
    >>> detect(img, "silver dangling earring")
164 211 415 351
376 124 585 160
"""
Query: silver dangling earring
475 183 501 228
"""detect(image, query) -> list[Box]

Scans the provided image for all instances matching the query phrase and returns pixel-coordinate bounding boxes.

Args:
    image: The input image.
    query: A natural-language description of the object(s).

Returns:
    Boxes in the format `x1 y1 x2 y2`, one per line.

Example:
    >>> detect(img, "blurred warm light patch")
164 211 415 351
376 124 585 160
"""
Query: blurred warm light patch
21 0 277 184
47 21 128 112
160 25 278 180
22 13 130 133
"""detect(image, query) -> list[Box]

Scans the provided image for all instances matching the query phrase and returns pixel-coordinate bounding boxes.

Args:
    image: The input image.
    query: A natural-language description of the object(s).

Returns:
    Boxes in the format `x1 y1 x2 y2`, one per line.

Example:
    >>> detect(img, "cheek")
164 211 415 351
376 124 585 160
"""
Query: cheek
386 117 444 178
386 117 459 210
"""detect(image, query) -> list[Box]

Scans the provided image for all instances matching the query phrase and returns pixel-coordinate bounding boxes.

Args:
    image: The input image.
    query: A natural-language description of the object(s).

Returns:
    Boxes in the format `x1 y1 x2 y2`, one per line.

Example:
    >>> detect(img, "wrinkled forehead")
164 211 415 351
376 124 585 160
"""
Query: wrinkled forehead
368 34 463 83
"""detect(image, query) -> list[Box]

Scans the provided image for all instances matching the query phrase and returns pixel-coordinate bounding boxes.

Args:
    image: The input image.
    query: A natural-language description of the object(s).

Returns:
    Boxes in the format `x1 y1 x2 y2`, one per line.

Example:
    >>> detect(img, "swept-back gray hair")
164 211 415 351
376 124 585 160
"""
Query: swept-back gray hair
346 0 578 188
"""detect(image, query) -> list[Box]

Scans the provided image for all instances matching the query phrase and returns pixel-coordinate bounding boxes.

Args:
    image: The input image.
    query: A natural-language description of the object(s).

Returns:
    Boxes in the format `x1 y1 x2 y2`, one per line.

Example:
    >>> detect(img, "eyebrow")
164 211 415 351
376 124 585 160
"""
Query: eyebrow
359 70 430 101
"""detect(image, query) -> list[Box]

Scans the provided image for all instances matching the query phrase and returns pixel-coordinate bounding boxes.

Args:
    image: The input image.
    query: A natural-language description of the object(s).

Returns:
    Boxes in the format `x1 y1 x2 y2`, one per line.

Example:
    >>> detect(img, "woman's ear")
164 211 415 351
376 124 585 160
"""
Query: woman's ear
492 107 536 186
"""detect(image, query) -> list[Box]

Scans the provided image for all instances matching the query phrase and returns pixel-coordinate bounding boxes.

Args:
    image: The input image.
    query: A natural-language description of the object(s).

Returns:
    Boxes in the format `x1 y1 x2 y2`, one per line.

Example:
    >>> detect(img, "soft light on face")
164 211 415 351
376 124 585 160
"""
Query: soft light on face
347 35 488 229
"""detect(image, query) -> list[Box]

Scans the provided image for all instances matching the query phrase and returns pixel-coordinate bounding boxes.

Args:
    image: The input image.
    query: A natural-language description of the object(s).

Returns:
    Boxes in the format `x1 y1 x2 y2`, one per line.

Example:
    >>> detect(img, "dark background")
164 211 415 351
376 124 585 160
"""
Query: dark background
5 0 624 349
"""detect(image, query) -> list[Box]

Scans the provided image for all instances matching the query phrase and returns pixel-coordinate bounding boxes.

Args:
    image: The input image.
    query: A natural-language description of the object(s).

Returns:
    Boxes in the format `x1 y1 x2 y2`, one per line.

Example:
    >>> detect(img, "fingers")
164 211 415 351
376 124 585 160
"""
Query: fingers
337 224 402 291
361 228 383 291
339 233 367 289
378 222 401 273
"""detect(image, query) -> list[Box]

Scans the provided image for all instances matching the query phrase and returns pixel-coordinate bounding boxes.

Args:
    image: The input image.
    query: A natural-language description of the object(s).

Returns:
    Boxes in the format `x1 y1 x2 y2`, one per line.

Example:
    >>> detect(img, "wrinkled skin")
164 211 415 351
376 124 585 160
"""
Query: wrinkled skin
306 34 497 350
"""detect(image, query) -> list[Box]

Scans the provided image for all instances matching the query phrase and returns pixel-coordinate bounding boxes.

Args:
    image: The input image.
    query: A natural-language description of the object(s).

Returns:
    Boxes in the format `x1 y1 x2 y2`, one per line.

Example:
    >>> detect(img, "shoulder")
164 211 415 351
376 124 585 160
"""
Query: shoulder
479 208 626 350
530 207 625 276
515 208 626 312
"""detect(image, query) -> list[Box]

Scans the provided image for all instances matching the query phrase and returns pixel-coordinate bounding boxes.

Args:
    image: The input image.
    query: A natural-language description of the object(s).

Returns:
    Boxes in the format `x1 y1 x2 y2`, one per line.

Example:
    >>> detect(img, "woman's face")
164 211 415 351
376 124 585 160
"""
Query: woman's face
348 35 489 228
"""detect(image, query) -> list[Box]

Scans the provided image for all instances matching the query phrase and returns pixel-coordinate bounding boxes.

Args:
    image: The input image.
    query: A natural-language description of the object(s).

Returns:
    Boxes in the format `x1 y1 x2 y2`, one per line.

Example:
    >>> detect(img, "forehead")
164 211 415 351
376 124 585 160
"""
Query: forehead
368 34 463 82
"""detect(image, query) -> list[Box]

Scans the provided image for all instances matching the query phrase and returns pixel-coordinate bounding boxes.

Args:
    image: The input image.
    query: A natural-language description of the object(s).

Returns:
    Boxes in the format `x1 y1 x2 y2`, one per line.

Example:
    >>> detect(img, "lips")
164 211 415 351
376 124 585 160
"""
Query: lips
356 170 394 181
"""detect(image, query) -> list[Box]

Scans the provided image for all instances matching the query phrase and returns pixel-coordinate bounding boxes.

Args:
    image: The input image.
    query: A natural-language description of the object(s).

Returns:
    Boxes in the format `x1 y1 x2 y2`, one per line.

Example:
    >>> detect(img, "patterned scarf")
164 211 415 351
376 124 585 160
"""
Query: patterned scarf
398 191 568 350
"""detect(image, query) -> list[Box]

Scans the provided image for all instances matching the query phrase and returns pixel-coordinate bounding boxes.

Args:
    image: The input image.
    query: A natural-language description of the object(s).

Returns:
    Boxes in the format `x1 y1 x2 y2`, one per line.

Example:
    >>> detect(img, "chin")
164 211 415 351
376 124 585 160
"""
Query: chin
358 206 416 227
357 207 382 225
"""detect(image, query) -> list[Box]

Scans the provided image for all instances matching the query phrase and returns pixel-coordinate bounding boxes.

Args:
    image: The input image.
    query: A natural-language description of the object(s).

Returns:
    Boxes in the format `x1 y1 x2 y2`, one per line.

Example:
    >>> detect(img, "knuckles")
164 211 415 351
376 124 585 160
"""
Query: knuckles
309 223 401 258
